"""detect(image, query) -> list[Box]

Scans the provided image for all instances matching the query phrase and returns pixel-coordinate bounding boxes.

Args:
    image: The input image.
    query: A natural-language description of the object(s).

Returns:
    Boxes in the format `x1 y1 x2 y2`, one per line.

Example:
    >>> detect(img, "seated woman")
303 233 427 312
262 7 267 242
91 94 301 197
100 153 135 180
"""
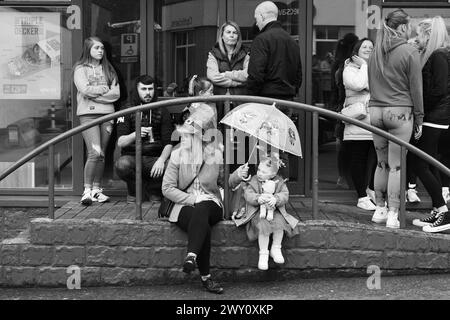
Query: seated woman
161 103 245 294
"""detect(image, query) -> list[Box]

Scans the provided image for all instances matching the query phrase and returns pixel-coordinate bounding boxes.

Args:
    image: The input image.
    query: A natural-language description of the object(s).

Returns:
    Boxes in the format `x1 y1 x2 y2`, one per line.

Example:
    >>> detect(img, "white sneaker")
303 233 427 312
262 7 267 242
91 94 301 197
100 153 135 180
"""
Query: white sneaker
386 211 400 229
92 189 110 203
372 206 388 223
270 245 285 264
366 189 376 204
357 196 377 211
407 188 421 203
258 251 269 270
80 189 93 206
442 188 450 204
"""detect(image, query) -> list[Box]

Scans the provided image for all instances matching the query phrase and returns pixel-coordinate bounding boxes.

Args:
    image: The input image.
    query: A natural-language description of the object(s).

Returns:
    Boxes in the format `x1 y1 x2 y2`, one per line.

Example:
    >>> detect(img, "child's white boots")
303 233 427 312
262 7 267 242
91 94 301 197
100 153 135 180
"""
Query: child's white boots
270 244 285 264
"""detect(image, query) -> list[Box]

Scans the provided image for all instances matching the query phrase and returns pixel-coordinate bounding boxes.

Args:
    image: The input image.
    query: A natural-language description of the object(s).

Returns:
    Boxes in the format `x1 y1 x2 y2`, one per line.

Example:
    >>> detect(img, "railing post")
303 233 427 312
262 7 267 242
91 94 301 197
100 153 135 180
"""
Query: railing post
135 111 143 220
399 146 407 229
223 95 231 219
312 112 319 219
48 144 55 219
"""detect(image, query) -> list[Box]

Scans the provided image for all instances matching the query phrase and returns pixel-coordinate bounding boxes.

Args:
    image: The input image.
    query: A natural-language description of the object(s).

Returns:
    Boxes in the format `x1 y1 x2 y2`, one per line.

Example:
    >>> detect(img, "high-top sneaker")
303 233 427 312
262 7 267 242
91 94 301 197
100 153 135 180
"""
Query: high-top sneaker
423 212 450 233
412 209 439 227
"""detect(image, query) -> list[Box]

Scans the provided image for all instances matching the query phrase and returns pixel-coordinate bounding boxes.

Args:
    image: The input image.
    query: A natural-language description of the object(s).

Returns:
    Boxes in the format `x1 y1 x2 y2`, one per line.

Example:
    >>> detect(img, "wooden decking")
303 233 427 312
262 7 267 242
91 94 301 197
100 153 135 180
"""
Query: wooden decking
55 201 159 221
53 197 428 230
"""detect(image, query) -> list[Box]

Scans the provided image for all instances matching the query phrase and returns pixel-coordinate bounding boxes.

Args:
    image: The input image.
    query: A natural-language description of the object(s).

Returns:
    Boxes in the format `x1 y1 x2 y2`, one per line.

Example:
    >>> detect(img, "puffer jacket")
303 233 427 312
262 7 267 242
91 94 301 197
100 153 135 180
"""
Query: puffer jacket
342 58 372 141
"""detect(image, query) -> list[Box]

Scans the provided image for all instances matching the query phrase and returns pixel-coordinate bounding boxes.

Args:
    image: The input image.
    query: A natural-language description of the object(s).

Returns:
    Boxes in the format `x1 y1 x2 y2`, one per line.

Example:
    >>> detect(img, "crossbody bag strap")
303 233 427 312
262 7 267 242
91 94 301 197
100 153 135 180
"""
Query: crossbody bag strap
181 162 205 192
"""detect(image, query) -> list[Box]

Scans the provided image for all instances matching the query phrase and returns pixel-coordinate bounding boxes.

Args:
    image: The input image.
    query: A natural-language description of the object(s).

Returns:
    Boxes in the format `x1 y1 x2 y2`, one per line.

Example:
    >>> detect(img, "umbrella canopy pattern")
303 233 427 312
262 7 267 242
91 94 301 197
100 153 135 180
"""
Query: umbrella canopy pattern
220 103 302 157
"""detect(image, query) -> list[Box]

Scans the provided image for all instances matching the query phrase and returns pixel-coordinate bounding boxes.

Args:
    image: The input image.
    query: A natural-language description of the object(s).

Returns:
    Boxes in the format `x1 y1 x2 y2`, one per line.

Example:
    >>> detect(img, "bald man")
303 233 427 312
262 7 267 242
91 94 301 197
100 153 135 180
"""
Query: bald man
248 1 303 179
248 1 302 100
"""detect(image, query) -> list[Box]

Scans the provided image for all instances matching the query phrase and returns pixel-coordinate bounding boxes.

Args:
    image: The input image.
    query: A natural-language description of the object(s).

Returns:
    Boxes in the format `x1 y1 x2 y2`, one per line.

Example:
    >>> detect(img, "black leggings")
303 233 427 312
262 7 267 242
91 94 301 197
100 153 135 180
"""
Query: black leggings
412 126 445 208
344 140 376 198
439 127 450 187
176 201 223 276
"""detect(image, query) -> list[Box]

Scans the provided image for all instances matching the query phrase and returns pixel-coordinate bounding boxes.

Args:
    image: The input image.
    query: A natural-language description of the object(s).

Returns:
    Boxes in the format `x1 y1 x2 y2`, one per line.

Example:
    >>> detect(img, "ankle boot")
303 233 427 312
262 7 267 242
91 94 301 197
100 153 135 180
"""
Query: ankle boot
270 244 285 264
258 250 269 270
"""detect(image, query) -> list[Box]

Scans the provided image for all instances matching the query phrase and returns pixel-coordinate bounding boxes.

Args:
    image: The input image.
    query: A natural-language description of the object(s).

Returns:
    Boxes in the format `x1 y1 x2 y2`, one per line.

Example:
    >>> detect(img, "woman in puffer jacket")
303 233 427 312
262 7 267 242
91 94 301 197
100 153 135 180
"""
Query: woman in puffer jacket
342 38 377 211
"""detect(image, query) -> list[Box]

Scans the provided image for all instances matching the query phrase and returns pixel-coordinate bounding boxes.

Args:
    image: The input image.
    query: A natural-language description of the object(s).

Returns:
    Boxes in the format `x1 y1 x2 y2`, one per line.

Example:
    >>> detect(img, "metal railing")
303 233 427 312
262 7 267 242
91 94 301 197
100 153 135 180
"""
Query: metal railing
1 95 450 228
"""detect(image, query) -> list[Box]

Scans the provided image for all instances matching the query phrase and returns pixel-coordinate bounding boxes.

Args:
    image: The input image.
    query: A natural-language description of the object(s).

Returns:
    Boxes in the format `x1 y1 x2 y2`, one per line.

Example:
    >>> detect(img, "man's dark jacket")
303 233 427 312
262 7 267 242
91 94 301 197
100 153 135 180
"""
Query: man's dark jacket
247 21 302 98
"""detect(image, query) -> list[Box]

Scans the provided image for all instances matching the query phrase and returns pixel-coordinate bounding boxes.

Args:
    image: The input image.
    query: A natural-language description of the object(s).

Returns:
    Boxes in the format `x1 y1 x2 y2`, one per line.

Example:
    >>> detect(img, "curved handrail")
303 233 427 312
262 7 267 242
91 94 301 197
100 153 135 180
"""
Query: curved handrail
1 95 449 181
1 95 449 228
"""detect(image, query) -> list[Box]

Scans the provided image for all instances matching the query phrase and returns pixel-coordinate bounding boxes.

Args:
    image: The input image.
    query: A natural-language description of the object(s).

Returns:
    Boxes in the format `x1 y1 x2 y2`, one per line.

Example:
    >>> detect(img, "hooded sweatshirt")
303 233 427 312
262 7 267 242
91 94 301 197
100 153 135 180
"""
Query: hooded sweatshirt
74 64 120 116
368 38 424 125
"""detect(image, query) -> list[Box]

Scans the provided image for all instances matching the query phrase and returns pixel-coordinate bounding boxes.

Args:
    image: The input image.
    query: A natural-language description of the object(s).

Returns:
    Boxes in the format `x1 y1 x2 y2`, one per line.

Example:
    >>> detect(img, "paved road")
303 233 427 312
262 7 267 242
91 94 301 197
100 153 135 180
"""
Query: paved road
0 274 448 300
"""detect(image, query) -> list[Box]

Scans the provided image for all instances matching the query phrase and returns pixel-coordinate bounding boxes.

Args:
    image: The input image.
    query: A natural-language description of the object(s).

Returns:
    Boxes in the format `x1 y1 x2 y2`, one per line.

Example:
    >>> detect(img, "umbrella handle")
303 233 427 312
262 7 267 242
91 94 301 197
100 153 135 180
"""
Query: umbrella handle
246 141 258 166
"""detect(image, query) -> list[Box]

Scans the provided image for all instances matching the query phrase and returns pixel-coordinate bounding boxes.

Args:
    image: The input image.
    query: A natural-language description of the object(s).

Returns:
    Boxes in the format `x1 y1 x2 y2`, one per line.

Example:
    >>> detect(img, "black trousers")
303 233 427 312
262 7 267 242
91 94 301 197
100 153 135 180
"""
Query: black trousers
412 126 445 208
344 140 376 198
176 201 223 276
439 127 450 187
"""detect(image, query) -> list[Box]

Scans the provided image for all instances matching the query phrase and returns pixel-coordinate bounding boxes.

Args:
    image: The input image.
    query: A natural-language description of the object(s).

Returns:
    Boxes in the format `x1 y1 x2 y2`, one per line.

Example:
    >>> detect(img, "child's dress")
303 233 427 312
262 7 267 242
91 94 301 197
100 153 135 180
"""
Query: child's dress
241 175 299 241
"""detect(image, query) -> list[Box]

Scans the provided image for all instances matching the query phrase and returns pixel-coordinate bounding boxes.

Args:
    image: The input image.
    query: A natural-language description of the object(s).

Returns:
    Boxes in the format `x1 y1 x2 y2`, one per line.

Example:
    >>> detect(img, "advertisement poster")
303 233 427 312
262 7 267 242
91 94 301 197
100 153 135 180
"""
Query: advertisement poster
0 11 61 100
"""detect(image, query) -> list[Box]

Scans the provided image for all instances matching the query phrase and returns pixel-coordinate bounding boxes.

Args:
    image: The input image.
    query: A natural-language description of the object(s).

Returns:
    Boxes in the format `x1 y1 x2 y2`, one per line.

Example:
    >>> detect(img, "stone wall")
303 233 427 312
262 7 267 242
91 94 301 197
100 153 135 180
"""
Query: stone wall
0 208 47 241
0 219 449 287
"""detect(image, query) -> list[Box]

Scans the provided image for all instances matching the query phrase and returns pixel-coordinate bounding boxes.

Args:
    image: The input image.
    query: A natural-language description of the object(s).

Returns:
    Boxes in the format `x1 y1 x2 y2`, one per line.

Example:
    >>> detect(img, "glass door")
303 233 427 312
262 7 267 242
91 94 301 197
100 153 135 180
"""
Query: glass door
82 0 142 193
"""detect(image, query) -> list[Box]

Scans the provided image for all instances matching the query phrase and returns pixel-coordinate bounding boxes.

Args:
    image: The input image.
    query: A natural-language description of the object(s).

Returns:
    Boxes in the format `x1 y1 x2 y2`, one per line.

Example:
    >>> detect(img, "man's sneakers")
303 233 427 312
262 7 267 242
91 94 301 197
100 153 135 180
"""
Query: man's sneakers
92 188 110 203
412 209 440 227
372 206 388 223
423 212 450 233
357 196 376 211
406 188 421 203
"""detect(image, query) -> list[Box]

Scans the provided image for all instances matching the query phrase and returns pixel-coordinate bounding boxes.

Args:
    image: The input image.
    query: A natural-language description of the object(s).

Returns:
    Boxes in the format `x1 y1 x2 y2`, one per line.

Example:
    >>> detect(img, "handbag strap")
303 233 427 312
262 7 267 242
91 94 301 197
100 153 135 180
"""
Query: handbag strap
181 162 205 192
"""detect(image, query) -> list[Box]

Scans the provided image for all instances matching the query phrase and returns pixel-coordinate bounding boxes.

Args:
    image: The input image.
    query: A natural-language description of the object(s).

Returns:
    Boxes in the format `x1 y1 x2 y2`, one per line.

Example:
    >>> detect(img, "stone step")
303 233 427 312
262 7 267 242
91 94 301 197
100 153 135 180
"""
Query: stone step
0 218 449 287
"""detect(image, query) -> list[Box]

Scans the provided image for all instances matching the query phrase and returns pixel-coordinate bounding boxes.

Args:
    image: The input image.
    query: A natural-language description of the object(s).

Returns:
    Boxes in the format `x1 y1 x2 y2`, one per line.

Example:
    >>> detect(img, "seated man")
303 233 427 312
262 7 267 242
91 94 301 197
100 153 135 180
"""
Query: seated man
115 75 174 202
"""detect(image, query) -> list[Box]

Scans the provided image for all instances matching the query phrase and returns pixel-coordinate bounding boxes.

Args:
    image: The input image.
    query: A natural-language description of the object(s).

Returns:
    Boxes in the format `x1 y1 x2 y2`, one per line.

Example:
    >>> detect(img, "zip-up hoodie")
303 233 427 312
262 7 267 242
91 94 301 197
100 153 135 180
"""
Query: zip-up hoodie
74 64 120 116
368 38 424 125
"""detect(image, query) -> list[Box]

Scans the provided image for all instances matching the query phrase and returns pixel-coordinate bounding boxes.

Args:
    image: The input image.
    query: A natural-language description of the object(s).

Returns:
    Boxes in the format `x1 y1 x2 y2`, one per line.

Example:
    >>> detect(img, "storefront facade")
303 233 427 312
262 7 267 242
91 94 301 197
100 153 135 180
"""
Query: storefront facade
0 0 449 198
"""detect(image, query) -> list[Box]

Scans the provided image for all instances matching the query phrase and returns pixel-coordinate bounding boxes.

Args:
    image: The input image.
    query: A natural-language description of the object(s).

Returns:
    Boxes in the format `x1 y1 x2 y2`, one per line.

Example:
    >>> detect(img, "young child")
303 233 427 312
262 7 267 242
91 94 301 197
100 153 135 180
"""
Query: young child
242 153 299 271
178 75 217 127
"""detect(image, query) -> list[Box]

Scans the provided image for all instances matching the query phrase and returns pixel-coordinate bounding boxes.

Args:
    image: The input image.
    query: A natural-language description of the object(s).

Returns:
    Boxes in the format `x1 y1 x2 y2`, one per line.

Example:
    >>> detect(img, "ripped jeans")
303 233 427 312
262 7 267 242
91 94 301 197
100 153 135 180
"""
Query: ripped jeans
369 106 413 211
79 115 114 189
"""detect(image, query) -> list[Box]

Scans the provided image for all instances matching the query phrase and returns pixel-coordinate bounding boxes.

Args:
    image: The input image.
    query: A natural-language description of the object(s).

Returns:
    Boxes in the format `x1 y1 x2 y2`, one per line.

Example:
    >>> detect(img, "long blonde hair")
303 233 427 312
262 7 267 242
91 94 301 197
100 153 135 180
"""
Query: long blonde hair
371 9 410 75
417 16 450 67
217 21 243 57
179 133 218 171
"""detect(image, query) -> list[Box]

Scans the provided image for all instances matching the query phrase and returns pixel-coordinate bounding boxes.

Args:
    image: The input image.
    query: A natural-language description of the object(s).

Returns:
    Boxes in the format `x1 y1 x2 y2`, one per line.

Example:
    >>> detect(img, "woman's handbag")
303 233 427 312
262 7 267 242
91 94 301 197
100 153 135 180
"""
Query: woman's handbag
158 163 204 219
158 197 174 218
341 102 367 120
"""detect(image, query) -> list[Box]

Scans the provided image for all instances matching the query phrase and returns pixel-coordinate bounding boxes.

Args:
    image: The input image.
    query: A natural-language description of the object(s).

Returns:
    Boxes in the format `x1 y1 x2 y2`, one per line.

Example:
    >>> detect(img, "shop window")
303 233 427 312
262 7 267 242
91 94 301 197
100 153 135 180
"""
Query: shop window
174 31 195 93
0 5 73 190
